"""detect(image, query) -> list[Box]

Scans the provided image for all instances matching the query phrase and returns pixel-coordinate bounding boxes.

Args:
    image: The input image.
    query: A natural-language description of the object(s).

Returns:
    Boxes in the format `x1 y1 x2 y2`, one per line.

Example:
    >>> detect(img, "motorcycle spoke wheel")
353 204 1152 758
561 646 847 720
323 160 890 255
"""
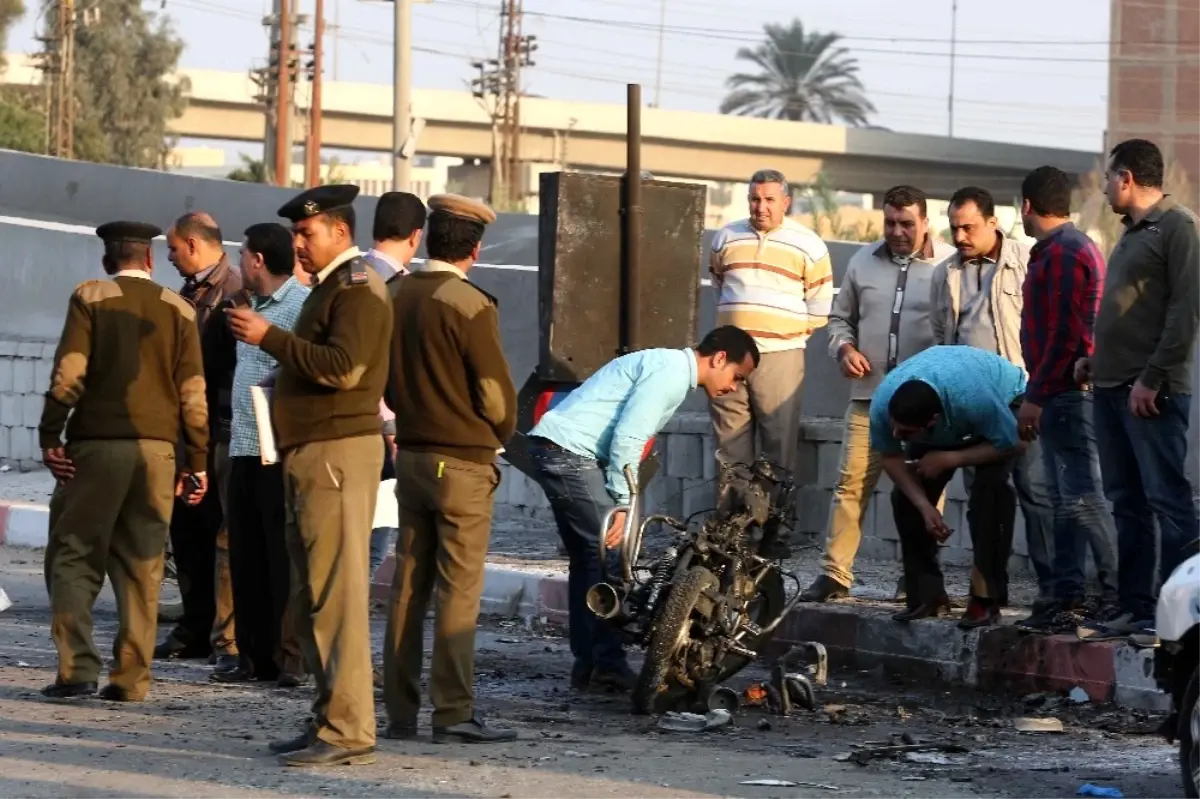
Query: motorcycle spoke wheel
632 566 717 716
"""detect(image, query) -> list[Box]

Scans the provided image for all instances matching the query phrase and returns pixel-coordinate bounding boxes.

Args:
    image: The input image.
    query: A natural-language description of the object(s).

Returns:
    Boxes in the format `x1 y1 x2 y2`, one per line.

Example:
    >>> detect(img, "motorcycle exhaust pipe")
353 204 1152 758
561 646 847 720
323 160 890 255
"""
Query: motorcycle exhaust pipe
586 583 624 620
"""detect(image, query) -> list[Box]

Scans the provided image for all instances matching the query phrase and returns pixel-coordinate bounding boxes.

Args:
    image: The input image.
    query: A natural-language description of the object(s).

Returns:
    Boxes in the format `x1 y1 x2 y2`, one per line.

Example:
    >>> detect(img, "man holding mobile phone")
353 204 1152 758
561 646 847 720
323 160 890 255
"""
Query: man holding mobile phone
1080 139 1200 635
870 346 1028 629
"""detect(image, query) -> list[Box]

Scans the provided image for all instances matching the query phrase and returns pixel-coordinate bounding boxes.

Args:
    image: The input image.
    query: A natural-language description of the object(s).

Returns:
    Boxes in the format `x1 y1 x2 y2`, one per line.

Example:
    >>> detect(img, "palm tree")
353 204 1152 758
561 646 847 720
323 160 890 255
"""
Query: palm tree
720 20 875 127
227 153 268 183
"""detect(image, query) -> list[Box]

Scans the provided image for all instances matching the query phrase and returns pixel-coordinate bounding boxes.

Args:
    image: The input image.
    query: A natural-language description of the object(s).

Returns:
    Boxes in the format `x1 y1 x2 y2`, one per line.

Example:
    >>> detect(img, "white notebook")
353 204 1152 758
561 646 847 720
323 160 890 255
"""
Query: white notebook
250 386 278 465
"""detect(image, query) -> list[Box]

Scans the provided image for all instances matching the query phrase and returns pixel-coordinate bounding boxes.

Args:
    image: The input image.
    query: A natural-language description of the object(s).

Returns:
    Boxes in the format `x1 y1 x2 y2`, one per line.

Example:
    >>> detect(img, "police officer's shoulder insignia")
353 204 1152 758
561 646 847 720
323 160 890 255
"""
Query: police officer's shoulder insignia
159 287 197 322
344 256 370 286
75 279 122 305
434 277 496 319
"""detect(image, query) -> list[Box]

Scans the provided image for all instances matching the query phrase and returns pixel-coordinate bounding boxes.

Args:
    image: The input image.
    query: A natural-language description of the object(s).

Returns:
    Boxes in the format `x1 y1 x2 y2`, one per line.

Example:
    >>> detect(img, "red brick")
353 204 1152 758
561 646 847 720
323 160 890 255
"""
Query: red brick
1179 0 1200 53
976 627 1117 701
1115 65 1166 124
1178 64 1200 116
1118 0 1169 57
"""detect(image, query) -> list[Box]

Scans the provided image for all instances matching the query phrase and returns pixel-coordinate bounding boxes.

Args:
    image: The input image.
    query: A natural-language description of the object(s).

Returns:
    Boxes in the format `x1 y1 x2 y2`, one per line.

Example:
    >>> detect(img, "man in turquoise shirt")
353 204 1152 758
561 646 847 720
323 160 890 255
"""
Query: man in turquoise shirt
529 325 759 691
870 346 1027 629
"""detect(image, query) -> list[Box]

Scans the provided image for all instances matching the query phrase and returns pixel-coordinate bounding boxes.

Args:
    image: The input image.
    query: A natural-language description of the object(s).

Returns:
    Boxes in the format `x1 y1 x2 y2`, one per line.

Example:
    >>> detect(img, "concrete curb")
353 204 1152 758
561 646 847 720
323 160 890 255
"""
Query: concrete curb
3 499 1166 713
371 552 1170 713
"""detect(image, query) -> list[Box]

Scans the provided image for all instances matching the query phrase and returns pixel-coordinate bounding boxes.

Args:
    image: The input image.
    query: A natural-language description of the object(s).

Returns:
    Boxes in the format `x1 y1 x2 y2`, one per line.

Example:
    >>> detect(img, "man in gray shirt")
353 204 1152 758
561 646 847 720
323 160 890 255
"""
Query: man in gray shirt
1079 138 1199 632
929 187 1055 608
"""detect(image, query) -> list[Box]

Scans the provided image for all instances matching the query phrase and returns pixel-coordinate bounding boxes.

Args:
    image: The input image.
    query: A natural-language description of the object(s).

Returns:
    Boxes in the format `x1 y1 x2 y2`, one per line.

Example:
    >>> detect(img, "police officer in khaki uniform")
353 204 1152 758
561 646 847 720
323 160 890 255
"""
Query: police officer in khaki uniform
39 221 209 702
225 185 393 767
382 194 518 743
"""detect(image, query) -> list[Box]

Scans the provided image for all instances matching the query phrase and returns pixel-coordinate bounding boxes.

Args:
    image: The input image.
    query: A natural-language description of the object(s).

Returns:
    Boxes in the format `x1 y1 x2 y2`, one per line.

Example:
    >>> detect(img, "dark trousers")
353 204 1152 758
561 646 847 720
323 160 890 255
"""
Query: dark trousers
528 441 627 674
1039 390 1119 603
164 450 223 654
227 457 289 678
1094 386 1199 620
893 444 1017 607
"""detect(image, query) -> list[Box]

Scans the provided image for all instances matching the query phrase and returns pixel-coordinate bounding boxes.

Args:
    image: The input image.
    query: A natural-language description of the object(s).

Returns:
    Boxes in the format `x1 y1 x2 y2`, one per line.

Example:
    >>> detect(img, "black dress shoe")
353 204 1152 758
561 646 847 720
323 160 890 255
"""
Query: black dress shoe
892 598 952 623
957 599 1001 629
210 666 264 684
277 672 308 689
432 714 518 744
382 723 417 740
98 684 139 702
269 728 317 754
153 641 210 661
41 681 97 700
800 575 850 603
281 740 376 767
590 664 636 692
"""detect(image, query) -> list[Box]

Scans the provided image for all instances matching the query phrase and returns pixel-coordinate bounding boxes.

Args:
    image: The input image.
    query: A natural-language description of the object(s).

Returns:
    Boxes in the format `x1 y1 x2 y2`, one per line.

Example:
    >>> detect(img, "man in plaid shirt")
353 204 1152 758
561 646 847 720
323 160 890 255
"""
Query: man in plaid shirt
1015 166 1119 633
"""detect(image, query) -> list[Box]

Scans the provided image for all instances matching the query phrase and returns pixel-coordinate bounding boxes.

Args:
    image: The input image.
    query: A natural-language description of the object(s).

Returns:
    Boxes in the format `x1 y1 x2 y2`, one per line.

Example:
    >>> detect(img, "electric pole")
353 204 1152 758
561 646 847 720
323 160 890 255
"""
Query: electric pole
393 0 412 192
497 0 536 208
948 0 957 138
35 0 77 159
305 0 326 188
273 0 295 187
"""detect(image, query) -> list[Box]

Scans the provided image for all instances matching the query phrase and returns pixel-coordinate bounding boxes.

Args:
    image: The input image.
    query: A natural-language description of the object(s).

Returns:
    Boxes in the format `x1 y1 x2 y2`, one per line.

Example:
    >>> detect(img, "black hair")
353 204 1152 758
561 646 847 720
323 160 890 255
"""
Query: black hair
1109 138 1164 189
888 380 943 427
373 192 427 242
101 241 150 273
949 186 996 219
425 212 485 262
1021 166 1072 218
882 185 928 218
697 325 760 368
173 212 223 245
322 205 357 238
244 222 295 277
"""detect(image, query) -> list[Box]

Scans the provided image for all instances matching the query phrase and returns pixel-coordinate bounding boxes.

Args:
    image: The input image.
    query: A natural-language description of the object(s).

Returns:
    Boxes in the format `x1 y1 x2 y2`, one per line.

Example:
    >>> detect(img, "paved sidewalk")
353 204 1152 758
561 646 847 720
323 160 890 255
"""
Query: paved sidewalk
2 469 1166 713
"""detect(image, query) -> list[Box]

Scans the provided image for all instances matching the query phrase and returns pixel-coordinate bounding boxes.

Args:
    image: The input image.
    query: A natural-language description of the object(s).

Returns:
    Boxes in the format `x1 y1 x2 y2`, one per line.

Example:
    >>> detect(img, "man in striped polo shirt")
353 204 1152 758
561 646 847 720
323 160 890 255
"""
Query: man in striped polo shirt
709 169 834 556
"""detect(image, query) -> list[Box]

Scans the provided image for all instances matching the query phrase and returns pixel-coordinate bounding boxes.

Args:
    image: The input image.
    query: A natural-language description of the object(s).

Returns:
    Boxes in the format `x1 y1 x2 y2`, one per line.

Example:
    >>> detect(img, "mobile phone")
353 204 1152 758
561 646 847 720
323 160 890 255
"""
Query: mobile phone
186 473 203 493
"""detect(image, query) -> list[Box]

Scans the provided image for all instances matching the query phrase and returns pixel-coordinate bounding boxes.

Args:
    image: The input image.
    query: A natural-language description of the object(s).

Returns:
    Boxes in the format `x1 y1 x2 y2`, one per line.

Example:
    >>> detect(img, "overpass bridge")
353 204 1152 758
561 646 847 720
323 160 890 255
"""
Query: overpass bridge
164 68 1098 200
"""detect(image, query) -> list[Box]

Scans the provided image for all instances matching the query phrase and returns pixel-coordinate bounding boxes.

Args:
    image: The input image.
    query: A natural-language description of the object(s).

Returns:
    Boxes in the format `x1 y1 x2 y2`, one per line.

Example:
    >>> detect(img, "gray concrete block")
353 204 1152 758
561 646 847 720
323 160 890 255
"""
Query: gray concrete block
655 476 683 518
34 359 52 392
0 394 18 427
10 426 31 461
942 501 967 549
680 477 712 521
872 496 899 541
18 458 37 472
11 360 33 394
874 469 894 496
1012 514 1029 556
665 432 703 479
41 343 58 359
0 340 16 357
32 446 42 463
21 394 43 428
799 417 844 442
0 426 9 459
793 440 819 488
815 442 844 490
940 545 974 567
16 341 42 359
857 536 898 562
0 359 11 393
795 487 832 535
662 411 710 436
701 434 716 482
946 471 968 501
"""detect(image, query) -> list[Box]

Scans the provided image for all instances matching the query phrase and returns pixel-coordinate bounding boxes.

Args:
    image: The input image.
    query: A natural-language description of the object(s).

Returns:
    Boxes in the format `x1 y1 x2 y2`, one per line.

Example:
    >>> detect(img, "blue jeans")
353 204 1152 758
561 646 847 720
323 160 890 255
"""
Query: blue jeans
528 442 628 674
370 527 397 581
1094 386 1198 620
1039 391 1119 603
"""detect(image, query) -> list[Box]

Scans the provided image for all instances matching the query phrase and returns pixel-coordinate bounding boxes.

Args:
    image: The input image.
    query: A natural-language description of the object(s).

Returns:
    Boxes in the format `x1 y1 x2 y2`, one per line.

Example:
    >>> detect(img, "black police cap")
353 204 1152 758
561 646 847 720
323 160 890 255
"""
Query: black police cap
95 221 162 244
277 184 361 223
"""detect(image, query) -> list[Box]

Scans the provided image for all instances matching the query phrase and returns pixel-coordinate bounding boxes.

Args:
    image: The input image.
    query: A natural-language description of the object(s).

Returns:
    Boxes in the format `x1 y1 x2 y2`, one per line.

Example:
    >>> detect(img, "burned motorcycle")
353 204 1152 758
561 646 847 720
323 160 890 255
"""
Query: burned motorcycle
586 458 805 715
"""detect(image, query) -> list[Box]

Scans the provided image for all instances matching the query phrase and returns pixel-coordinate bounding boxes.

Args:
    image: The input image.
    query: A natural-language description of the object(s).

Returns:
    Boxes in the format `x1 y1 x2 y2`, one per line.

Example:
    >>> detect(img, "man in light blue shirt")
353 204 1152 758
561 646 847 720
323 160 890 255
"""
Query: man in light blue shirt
869 346 1027 629
216 223 310 688
528 325 759 691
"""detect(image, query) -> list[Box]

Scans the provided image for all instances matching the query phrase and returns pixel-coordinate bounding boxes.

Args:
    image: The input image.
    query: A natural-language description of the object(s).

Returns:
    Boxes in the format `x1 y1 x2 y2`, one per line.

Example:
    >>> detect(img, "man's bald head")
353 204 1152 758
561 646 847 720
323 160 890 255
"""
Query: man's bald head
166 211 226 278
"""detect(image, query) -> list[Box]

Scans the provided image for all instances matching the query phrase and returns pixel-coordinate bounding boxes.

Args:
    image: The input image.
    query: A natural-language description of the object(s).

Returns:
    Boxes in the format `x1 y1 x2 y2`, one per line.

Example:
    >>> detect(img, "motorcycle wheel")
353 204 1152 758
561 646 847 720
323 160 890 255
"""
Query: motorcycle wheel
631 566 718 716
714 568 786 683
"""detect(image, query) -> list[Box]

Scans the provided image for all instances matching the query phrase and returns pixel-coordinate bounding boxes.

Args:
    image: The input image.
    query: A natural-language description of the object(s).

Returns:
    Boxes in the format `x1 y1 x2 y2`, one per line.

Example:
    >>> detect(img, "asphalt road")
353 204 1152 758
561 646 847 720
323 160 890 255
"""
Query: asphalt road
0 547 1183 798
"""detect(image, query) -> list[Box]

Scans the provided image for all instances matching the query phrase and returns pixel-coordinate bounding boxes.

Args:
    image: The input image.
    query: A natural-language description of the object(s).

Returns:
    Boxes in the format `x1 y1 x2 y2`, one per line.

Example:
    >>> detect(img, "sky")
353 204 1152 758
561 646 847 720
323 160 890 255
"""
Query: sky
5 0 1112 160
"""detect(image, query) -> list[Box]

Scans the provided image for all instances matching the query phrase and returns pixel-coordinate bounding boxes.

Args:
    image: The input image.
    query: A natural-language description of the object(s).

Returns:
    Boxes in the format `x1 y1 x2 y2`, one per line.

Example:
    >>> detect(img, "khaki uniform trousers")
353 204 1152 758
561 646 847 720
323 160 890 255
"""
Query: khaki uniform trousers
45 438 176 698
384 450 500 728
709 347 806 474
819 400 947 588
211 442 237 656
282 435 382 749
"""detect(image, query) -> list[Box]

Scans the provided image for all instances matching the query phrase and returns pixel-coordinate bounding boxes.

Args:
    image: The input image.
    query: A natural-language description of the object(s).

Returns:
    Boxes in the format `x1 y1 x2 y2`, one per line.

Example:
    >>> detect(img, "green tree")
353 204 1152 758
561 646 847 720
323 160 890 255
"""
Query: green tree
720 19 875 126
0 0 43 153
227 154 268 183
71 0 189 167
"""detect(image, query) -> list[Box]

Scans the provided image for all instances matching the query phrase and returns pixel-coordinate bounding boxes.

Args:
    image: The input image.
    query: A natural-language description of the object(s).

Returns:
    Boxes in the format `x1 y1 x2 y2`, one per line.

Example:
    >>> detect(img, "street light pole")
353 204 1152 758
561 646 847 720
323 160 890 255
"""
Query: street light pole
948 0 957 138
393 0 412 192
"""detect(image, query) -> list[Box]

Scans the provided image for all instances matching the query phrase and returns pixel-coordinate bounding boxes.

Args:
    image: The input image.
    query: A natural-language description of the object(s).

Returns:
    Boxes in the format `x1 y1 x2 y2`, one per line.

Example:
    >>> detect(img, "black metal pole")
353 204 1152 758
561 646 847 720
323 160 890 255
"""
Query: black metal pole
622 83 642 353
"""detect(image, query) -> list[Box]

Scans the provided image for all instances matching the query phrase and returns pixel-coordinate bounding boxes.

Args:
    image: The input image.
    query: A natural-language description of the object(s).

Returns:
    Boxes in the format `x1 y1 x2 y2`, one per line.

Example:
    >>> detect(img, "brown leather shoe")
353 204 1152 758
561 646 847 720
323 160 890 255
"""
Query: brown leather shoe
281 741 376 767
892 597 952 623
